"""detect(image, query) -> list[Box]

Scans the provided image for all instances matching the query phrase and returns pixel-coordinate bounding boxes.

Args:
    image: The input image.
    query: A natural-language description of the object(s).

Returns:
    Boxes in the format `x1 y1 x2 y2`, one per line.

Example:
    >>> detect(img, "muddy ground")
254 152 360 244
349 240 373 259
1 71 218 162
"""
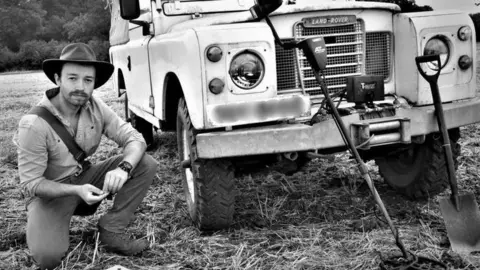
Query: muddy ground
1 59 480 269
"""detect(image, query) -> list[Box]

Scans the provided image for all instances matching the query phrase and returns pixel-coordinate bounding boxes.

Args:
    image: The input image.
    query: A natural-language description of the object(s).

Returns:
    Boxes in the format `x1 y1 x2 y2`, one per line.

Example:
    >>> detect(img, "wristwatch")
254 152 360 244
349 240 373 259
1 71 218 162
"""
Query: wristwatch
117 161 133 175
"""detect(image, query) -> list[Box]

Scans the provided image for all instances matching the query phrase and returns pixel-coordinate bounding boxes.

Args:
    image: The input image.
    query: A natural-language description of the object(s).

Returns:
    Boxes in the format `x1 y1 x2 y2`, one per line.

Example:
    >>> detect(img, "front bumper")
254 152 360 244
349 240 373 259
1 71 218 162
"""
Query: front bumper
196 97 480 159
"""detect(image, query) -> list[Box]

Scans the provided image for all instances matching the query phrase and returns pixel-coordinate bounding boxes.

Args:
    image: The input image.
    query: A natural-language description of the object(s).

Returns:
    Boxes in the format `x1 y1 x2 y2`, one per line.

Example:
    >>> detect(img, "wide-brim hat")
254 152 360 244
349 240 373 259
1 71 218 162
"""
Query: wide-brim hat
43 43 114 89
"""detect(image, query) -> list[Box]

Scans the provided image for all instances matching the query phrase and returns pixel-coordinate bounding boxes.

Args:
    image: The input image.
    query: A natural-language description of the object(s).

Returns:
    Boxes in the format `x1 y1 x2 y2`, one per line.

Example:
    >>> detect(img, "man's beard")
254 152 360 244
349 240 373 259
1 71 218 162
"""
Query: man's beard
69 91 90 106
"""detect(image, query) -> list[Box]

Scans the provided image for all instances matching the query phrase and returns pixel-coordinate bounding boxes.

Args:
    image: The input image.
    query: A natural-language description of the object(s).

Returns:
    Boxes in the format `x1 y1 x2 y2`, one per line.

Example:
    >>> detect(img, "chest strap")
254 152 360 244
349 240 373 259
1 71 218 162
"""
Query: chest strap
28 106 87 164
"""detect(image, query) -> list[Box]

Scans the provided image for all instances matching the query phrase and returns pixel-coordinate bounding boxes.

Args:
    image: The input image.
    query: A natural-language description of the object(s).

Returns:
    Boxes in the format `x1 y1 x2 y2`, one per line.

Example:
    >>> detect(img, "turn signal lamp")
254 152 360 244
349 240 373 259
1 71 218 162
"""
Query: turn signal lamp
458 26 472 41
207 46 223 62
458 55 472 70
209 78 224 94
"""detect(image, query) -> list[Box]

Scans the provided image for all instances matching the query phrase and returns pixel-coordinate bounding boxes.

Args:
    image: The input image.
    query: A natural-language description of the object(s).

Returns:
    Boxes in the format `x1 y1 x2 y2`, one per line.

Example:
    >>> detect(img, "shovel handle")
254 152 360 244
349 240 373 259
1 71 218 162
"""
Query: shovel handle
415 55 441 83
415 55 460 205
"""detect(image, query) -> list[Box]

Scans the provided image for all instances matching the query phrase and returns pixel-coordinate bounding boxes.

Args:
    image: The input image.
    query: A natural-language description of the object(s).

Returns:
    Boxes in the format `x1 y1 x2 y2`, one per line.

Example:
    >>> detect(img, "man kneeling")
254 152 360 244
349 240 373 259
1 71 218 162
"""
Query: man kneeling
14 43 158 270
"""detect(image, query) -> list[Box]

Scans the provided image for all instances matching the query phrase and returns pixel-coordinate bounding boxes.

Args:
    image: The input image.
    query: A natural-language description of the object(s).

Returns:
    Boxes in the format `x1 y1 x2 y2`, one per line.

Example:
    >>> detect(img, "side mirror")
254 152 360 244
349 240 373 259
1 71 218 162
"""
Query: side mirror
250 0 283 20
119 0 140 20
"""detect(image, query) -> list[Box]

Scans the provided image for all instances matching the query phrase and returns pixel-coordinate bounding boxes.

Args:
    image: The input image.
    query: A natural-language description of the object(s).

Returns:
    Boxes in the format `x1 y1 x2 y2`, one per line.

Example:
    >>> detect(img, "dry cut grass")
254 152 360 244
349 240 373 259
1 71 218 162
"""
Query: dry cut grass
1 69 480 270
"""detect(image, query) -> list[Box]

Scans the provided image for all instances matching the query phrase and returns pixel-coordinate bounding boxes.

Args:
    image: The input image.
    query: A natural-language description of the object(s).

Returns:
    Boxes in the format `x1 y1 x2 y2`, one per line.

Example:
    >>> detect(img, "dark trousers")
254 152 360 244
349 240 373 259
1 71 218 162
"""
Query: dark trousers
26 154 157 270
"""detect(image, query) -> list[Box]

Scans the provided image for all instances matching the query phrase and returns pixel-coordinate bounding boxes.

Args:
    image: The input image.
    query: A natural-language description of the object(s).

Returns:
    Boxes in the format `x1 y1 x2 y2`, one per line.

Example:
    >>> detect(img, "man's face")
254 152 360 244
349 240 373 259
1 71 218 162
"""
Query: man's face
54 62 96 107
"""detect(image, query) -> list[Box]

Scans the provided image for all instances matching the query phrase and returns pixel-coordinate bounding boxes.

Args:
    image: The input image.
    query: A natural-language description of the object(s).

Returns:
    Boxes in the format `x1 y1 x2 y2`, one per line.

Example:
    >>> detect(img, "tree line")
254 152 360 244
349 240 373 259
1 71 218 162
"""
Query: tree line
0 0 478 73
0 0 111 72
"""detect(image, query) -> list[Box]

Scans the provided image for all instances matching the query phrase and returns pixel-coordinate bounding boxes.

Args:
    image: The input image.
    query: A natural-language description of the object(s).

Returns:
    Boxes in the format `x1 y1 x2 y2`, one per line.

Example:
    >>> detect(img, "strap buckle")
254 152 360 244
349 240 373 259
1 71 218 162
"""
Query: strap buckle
75 151 87 162
74 160 91 177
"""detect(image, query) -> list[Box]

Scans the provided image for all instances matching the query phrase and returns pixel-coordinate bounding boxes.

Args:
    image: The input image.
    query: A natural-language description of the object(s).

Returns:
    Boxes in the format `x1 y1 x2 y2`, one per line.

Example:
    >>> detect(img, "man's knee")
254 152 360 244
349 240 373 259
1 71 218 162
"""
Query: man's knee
141 154 158 173
32 247 66 270
133 154 158 183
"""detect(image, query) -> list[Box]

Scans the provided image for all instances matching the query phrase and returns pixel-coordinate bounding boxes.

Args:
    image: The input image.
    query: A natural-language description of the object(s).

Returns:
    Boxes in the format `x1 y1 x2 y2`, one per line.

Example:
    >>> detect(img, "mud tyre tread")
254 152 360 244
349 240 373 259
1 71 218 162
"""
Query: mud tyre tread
193 160 235 230
376 129 460 199
177 98 235 230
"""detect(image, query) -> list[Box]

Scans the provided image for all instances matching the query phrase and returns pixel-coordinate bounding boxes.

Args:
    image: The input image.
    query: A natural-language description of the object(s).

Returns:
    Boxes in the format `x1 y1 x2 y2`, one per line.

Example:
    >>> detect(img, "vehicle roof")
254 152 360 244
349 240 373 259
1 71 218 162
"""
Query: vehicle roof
273 1 400 15
168 1 400 32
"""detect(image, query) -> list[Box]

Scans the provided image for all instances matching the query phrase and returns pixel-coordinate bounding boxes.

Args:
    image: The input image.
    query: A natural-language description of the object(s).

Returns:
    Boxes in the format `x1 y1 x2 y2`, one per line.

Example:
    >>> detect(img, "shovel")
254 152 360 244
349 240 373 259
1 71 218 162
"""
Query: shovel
416 54 480 254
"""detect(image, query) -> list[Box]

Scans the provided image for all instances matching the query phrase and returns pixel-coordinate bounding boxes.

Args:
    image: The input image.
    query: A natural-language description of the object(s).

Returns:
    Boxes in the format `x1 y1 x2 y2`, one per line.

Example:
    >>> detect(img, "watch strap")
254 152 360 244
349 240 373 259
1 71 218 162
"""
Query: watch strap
118 161 133 175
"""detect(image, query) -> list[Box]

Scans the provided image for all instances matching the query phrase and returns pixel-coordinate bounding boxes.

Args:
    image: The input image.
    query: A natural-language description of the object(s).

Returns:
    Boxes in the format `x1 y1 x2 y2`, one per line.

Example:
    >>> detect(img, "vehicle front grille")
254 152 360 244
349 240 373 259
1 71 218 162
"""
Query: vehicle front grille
275 39 301 92
275 20 392 105
365 32 391 78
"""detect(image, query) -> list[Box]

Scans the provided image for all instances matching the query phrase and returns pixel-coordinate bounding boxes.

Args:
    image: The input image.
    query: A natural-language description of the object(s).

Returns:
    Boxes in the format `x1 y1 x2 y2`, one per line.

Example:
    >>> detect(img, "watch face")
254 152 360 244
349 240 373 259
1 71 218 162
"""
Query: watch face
119 161 133 173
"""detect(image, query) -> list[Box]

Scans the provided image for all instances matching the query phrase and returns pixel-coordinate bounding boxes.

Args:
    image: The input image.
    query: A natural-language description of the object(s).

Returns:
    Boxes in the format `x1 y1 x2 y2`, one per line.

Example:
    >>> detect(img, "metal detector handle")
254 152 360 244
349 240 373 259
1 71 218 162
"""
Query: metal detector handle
415 54 441 83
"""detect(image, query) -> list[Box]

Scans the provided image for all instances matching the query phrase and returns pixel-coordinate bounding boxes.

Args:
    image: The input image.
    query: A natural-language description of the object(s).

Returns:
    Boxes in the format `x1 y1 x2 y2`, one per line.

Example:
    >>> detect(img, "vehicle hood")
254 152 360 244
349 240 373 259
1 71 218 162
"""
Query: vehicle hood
168 1 400 32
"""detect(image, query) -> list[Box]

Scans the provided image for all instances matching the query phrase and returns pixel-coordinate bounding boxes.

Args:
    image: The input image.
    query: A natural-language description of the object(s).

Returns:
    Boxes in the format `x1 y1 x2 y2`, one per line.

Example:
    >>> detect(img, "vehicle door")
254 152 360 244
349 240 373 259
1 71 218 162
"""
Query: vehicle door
125 0 154 115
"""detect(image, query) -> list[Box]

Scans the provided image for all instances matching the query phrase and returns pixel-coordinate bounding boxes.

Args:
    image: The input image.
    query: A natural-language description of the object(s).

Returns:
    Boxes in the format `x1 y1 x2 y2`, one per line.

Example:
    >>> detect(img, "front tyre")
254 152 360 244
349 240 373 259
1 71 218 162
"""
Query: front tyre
375 128 460 199
176 98 235 230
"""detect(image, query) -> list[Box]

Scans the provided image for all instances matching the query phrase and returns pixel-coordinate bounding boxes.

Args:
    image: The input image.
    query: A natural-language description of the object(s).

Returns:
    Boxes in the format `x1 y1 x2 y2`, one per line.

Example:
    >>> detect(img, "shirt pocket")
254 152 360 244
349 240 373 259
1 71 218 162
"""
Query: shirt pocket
83 124 102 154
47 133 71 162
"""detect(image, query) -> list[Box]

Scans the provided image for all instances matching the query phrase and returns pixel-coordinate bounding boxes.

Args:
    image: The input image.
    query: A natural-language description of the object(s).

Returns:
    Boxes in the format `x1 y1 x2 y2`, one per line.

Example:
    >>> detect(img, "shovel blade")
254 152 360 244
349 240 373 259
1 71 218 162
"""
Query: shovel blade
439 193 480 254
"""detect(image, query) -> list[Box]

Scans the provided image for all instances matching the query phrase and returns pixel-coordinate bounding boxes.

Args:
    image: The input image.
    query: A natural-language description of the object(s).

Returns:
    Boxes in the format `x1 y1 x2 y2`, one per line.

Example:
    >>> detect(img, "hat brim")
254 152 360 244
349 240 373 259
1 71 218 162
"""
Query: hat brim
43 59 114 89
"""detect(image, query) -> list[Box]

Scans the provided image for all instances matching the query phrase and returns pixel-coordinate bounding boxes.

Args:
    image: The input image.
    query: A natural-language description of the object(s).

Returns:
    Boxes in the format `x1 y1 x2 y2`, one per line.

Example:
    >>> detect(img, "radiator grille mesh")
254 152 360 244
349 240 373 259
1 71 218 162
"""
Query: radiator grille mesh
365 32 391 79
295 21 363 100
274 20 392 105
275 40 300 91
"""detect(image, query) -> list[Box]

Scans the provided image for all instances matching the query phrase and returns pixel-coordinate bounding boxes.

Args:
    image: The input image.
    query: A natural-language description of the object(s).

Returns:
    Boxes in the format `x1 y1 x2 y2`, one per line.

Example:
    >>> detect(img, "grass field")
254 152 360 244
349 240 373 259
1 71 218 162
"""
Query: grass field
1 63 480 269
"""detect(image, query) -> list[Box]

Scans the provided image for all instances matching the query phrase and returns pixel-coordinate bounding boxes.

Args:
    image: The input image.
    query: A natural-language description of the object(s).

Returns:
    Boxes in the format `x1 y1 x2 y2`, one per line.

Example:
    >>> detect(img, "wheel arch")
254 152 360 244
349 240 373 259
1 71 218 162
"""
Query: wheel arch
162 72 184 131
116 68 127 97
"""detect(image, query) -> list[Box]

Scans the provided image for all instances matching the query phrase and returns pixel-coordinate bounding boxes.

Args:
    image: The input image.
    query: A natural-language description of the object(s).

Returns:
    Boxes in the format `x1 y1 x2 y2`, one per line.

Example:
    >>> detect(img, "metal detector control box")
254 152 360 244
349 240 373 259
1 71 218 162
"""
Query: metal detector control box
346 76 385 104
297 37 327 72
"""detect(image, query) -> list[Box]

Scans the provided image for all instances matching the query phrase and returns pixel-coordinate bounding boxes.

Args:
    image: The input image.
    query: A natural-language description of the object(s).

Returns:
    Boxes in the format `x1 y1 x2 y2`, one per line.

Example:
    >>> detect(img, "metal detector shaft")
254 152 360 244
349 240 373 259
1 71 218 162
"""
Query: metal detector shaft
313 72 409 258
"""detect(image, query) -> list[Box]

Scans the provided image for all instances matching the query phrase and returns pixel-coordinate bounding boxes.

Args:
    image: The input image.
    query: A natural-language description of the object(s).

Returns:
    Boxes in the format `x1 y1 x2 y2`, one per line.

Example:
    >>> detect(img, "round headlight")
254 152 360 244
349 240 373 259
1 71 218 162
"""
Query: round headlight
423 36 450 71
229 51 265 89
458 26 472 41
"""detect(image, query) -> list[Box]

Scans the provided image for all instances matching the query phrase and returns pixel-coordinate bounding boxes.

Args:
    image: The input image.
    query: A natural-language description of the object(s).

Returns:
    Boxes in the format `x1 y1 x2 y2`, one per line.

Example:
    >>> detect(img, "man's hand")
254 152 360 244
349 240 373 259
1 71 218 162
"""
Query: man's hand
77 184 109 205
103 168 129 194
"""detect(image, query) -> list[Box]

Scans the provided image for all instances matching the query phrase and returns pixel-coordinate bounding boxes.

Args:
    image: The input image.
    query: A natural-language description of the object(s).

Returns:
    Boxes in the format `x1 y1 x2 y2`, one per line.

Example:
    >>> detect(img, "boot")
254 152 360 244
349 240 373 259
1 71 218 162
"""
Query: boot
98 226 149 256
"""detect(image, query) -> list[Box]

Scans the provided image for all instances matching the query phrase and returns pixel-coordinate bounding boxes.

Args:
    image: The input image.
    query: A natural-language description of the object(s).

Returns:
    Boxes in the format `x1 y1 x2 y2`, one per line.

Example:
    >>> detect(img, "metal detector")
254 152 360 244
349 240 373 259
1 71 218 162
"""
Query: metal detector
250 0 448 268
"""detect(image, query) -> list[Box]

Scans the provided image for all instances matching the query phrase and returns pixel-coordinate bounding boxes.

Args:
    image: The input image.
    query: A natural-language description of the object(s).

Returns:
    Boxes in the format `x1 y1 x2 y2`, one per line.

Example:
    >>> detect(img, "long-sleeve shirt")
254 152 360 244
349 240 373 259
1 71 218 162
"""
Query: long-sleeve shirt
13 88 147 199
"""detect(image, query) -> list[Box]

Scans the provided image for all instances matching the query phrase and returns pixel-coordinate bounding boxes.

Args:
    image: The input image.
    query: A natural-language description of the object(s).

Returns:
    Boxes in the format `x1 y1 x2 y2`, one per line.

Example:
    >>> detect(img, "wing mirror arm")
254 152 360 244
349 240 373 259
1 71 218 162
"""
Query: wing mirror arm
264 17 297 50
130 20 150 36
250 0 297 50
249 0 282 19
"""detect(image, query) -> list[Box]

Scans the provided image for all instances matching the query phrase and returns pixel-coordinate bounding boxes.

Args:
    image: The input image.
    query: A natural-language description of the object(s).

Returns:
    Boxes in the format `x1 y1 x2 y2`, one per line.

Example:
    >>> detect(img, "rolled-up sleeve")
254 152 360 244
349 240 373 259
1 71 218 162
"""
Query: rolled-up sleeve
15 115 48 197
97 98 146 148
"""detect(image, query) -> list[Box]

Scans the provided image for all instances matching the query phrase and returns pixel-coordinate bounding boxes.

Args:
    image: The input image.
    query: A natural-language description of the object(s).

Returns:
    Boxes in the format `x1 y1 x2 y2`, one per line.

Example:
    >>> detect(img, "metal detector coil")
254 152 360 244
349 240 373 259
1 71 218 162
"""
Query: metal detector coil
380 253 447 270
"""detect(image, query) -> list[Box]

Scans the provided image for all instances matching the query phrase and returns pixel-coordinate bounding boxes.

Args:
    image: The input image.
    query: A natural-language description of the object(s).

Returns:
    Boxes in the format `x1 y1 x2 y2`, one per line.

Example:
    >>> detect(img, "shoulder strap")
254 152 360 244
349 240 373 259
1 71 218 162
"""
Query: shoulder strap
28 106 87 163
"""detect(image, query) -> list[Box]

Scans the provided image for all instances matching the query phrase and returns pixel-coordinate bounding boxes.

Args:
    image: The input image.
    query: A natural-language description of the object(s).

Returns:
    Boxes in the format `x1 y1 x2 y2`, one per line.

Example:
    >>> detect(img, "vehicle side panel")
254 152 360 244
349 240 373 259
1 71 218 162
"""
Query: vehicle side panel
148 29 204 129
